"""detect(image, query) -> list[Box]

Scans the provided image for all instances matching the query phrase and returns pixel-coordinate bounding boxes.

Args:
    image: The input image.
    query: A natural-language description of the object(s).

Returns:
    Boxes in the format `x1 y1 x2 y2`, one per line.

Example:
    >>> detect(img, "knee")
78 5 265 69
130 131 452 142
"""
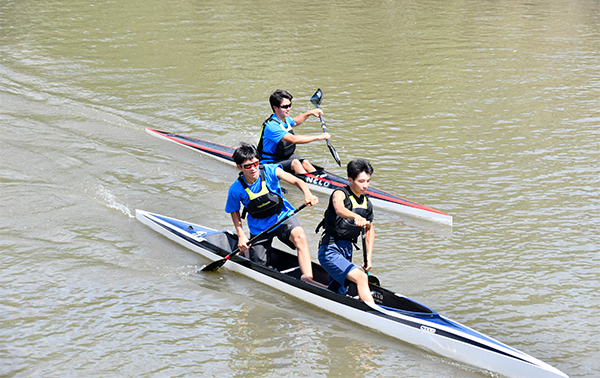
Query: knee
291 232 306 245
291 159 302 169
302 160 315 171
290 229 307 246
350 269 369 287
356 271 369 285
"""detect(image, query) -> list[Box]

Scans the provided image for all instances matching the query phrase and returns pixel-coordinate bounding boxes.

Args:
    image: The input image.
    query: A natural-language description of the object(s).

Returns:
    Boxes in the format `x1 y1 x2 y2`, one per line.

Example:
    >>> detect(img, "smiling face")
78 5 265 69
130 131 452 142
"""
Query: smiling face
348 172 371 196
273 98 292 121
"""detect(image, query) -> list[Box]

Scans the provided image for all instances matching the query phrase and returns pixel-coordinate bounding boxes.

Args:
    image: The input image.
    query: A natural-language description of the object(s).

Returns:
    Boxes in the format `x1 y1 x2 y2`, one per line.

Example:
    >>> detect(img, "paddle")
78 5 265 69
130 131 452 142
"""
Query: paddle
362 228 380 286
310 88 341 167
200 203 308 272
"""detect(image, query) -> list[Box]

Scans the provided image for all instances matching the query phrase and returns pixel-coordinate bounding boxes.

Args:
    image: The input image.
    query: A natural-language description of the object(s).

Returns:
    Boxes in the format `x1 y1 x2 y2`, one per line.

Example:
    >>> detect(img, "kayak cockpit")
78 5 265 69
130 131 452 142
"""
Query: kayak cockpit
201 230 435 316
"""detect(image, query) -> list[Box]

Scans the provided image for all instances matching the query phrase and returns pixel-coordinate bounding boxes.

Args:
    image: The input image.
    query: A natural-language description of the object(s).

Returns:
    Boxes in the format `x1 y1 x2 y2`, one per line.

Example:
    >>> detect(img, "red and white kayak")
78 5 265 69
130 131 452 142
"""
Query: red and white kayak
145 128 453 226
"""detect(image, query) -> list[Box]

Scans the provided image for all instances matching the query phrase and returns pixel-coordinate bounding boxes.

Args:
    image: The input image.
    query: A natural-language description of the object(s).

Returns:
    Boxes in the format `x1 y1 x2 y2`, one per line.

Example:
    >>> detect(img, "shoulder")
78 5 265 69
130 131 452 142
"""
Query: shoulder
366 195 374 218
228 178 244 195
262 163 278 172
262 164 280 179
333 186 350 200
331 188 348 203
264 115 280 128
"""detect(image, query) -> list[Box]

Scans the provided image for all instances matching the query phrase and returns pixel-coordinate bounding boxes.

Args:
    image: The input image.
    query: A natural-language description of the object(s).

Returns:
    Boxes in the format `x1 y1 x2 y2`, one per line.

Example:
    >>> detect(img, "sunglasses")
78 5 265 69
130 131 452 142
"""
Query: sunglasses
279 103 292 109
241 160 259 170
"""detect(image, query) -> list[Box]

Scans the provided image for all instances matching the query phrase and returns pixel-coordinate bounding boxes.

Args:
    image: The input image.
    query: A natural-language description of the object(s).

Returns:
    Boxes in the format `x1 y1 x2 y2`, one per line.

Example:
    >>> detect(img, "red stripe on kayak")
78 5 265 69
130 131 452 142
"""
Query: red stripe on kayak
148 129 234 159
366 187 449 215
303 172 449 216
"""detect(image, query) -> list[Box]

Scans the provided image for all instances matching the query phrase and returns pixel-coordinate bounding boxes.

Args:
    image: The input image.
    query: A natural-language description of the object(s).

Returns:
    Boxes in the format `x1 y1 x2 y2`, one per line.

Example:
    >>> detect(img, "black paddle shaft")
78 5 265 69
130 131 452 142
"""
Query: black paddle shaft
361 227 380 286
310 89 341 167
200 204 307 272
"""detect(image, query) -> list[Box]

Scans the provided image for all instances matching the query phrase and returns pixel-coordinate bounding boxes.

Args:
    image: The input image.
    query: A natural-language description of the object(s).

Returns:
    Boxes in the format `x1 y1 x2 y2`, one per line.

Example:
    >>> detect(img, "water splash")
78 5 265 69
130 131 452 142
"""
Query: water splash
92 183 134 218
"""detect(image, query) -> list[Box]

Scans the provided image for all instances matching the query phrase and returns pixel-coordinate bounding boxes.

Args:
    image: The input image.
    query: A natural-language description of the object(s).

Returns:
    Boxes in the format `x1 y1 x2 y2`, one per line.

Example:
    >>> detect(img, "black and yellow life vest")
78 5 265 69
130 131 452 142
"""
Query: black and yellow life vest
317 186 372 241
257 115 296 161
238 165 284 219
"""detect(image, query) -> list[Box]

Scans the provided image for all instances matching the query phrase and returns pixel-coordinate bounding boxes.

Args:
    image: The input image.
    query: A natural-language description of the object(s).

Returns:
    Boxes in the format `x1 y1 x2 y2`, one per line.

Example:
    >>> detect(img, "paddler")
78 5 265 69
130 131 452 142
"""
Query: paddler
316 159 375 303
257 89 330 174
225 142 326 288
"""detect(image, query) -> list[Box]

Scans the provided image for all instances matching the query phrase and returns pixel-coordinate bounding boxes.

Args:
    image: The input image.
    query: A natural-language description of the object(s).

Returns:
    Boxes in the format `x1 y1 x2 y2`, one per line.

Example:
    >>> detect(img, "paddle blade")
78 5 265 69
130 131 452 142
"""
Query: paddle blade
310 88 323 107
368 274 381 286
200 258 227 272
327 142 341 166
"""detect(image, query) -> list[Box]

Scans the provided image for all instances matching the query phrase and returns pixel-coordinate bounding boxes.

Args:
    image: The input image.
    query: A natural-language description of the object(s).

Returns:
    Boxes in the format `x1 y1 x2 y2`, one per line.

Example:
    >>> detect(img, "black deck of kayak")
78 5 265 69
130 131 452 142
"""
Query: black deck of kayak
200 230 435 316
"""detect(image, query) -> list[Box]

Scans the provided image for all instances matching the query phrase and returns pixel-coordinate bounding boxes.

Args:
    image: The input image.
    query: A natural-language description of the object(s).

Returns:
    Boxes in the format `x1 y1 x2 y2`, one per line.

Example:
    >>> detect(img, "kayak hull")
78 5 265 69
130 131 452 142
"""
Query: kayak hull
136 209 567 378
145 128 452 226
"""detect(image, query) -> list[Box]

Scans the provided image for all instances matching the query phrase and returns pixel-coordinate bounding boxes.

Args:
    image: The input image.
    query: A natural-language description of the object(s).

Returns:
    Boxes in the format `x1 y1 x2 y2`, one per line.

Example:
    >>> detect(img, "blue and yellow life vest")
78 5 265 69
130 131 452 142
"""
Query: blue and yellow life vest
238 165 284 219
257 115 296 160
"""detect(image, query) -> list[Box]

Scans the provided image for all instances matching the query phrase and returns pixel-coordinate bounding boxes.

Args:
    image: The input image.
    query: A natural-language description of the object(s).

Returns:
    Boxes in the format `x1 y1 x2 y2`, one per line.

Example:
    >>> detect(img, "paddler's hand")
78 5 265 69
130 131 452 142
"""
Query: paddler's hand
304 195 319 206
318 132 331 140
309 108 324 118
353 216 369 228
237 234 250 252
362 259 372 272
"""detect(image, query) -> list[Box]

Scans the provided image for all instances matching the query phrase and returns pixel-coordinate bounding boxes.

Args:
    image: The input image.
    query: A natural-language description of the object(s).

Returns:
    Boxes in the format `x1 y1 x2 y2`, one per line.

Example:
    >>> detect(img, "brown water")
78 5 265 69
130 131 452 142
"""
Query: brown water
1 0 598 377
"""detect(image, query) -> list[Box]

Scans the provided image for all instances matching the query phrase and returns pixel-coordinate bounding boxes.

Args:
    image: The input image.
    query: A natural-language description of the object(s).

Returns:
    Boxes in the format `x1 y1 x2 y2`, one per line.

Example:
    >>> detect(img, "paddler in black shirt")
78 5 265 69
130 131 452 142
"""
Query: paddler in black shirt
317 159 375 303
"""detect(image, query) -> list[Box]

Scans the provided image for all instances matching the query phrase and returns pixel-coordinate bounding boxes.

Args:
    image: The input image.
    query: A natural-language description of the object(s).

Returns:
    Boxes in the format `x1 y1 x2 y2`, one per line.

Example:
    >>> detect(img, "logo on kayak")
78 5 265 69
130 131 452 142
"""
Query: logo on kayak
304 173 331 188
420 325 436 334
372 291 384 302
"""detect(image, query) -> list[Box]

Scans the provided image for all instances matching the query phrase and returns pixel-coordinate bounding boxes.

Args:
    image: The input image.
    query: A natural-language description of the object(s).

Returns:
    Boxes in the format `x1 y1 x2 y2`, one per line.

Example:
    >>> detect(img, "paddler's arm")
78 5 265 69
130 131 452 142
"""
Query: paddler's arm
331 190 369 228
275 167 319 206
281 131 330 145
293 108 323 126
230 210 250 255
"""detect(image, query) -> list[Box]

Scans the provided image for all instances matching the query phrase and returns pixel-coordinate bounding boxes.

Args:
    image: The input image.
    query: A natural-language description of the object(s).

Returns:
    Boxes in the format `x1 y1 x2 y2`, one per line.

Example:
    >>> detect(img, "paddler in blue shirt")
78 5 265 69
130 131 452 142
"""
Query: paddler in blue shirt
257 89 330 174
225 142 326 288
316 159 375 303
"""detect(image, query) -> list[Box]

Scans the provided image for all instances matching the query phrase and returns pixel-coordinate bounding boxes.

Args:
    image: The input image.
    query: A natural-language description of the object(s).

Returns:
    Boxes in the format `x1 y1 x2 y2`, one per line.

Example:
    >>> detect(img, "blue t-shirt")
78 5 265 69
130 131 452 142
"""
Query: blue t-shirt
259 114 296 163
225 163 294 235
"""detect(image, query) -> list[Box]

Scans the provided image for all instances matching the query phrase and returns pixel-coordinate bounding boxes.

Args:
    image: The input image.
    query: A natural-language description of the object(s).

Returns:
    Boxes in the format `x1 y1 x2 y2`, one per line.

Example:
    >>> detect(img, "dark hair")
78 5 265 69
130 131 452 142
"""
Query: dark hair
269 89 293 111
347 159 374 180
232 142 259 165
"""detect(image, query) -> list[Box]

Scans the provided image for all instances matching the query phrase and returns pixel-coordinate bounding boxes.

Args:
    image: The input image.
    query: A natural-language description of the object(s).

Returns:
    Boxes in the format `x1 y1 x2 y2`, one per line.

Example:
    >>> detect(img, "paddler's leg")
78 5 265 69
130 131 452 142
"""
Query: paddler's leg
279 154 317 175
289 159 308 174
286 226 327 289
301 159 317 173
290 157 316 174
346 268 375 304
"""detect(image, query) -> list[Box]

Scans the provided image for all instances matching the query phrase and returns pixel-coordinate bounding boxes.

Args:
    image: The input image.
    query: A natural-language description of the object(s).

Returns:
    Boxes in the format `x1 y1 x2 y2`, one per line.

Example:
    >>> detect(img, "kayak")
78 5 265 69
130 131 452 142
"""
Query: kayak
145 128 453 226
136 209 568 378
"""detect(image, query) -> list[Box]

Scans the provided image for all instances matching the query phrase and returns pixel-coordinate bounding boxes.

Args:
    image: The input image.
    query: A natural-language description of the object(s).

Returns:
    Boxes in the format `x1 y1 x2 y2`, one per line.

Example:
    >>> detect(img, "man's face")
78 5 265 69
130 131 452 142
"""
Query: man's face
274 98 292 120
238 158 260 177
348 172 371 195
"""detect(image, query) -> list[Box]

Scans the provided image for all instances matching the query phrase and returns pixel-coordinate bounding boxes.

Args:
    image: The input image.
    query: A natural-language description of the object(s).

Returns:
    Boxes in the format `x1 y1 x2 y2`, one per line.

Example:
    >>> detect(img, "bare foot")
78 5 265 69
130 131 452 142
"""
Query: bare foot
301 274 328 289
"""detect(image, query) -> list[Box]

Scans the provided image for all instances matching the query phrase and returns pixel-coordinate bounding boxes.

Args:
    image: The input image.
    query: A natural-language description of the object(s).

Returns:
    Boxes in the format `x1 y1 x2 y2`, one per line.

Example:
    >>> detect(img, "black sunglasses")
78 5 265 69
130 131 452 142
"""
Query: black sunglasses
279 103 292 109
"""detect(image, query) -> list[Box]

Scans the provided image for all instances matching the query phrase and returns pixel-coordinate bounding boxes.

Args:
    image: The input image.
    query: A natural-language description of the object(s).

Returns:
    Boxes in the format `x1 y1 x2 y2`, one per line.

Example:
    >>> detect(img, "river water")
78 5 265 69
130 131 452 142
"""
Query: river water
1 0 598 377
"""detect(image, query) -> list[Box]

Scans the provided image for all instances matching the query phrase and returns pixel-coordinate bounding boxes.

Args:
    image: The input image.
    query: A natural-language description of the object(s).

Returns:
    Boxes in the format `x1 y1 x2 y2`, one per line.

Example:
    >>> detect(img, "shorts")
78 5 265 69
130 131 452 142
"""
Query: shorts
249 216 301 266
272 153 305 173
318 234 357 295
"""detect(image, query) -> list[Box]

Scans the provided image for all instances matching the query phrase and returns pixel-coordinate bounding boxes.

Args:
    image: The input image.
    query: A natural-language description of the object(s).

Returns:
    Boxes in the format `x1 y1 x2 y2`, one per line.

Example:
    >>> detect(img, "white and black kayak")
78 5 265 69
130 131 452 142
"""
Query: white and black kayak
136 209 568 378
145 128 452 226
